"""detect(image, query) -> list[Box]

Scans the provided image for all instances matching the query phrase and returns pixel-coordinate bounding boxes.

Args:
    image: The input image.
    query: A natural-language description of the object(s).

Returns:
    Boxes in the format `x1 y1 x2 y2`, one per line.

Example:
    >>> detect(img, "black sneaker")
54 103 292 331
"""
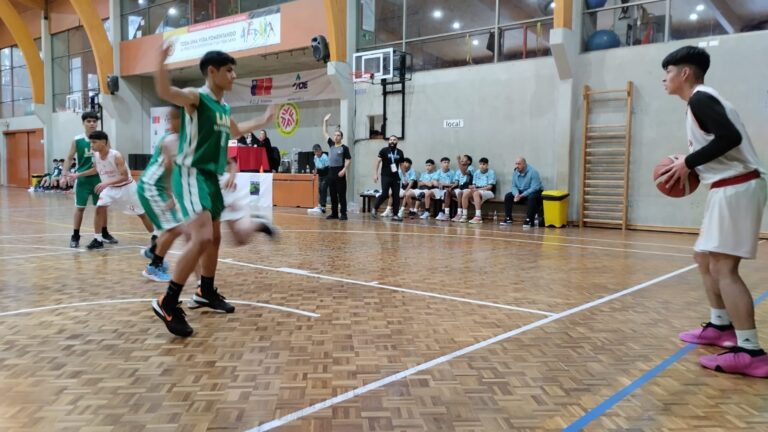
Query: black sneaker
326 214 339 220
86 238 104 250
499 218 513 226
69 235 80 248
254 218 277 239
187 287 235 313
152 298 194 337
102 233 118 244
339 214 348 220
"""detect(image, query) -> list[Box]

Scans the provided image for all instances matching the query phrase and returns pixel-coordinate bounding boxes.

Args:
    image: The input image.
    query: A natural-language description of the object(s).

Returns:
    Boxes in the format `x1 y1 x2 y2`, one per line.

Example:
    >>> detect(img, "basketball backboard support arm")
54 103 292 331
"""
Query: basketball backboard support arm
353 49 411 139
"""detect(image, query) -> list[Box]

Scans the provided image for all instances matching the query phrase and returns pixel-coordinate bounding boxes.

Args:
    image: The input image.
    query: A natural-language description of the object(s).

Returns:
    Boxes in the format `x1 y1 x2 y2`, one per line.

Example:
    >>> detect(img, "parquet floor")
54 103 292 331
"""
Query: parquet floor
1 186 767 431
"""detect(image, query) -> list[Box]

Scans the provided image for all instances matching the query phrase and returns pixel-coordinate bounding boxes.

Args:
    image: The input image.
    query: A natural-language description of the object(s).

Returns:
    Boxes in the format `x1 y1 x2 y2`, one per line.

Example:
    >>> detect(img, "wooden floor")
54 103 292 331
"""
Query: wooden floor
1 186 767 431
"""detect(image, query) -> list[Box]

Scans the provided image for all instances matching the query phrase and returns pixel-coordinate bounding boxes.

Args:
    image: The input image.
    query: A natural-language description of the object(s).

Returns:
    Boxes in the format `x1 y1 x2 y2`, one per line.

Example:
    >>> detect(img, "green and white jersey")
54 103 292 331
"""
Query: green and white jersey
139 132 175 191
177 86 231 175
74 134 97 176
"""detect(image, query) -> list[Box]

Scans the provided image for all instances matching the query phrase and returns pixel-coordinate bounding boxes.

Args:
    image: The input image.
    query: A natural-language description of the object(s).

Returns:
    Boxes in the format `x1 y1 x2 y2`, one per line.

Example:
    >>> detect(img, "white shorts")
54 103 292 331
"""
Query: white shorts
477 190 495 202
220 173 250 222
454 189 469 197
431 189 446 200
399 188 406 198
97 181 144 215
695 177 766 259
409 189 426 199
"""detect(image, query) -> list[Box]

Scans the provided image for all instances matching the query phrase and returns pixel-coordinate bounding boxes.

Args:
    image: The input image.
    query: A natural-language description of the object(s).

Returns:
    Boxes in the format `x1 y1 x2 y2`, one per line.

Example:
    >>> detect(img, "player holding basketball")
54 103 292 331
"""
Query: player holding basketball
152 47 275 337
662 46 768 377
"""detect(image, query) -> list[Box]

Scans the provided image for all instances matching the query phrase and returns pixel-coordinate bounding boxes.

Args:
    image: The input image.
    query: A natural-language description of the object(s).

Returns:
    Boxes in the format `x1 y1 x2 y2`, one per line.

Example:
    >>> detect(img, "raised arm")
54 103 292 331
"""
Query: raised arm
231 105 277 138
155 43 200 108
322 113 331 142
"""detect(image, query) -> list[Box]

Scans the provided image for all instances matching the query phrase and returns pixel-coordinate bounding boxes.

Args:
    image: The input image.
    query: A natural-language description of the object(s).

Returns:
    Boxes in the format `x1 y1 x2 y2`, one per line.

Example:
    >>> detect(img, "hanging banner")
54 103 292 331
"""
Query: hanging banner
164 10 280 64
276 103 300 137
227 69 340 106
149 106 174 154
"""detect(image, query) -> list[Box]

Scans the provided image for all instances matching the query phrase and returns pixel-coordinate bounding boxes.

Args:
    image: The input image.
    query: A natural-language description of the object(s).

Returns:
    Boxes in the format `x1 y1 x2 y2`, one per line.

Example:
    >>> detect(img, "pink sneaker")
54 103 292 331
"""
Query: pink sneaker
699 347 768 378
679 322 736 348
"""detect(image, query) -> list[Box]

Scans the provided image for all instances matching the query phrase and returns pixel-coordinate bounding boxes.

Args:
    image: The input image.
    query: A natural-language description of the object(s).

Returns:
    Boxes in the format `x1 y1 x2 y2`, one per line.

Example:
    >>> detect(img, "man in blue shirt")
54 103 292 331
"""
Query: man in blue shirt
428 157 455 221
407 159 438 219
308 144 330 214
451 156 474 222
464 157 497 224
501 157 543 227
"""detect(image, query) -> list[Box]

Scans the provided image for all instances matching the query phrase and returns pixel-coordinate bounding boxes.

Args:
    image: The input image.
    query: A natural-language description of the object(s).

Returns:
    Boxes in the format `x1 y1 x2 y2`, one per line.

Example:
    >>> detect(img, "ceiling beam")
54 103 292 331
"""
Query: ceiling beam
703 0 744 34
11 0 44 10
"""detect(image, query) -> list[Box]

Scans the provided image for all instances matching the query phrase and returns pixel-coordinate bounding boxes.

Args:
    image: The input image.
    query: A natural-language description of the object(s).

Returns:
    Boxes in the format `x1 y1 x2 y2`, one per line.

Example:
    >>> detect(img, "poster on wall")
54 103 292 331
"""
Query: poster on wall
233 172 273 221
275 103 300 137
227 69 340 107
149 106 174 154
163 10 280 64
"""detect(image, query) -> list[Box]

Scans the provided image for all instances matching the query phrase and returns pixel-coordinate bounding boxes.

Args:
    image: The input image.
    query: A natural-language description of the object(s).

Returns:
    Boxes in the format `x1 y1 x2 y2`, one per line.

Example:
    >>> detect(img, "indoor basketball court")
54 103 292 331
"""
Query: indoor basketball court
2 187 767 431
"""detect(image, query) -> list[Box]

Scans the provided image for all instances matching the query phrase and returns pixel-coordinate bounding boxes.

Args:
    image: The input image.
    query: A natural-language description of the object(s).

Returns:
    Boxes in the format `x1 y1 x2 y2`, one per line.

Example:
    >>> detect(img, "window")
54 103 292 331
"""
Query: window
52 27 100 113
0 40 40 118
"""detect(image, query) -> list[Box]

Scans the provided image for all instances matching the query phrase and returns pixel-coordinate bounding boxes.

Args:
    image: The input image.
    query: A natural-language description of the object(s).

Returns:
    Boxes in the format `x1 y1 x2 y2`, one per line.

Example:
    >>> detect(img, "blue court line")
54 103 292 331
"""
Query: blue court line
563 289 768 431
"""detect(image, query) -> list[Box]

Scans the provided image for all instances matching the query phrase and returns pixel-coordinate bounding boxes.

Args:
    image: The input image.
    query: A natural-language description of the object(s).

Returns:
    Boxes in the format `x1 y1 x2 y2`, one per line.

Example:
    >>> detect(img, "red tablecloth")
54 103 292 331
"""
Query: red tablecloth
227 146 269 172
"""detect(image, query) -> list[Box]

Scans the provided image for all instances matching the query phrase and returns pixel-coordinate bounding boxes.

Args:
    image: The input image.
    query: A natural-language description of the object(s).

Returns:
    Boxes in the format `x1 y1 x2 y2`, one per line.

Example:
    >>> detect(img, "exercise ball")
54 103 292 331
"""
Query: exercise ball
586 0 608 9
586 30 621 51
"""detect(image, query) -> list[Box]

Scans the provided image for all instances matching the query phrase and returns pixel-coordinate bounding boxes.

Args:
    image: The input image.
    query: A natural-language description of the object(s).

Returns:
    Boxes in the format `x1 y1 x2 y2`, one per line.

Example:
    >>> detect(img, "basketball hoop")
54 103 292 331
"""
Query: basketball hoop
352 70 374 83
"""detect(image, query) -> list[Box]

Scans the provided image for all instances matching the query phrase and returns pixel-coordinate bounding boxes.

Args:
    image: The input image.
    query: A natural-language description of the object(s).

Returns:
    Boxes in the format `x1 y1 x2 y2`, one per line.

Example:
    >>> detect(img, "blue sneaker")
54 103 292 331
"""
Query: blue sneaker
141 248 169 272
143 264 171 282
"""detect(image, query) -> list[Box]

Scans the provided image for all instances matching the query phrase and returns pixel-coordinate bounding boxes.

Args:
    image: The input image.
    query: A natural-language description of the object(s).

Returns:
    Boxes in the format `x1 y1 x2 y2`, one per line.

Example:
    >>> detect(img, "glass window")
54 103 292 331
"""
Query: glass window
583 0 666 50
52 32 69 59
405 0 495 39
11 47 24 67
358 0 403 48
122 10 148 40
500 0 554 24
216 0 239 20
406 31 494 72
0 48 11 69
240 0 291 13
12 65 30 88
13 100 33 117
149 1 190 34
52 57 70 95
0 102 13 118
669 0 727 40
51 27 100 113
500 21 553 62
68 27 91 53
193 0 212 23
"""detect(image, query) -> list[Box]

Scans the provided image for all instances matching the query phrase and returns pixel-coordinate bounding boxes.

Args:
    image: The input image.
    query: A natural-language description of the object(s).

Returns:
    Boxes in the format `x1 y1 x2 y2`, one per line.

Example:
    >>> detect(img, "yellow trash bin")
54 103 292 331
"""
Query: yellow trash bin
542 190 569 228
31 174 45 188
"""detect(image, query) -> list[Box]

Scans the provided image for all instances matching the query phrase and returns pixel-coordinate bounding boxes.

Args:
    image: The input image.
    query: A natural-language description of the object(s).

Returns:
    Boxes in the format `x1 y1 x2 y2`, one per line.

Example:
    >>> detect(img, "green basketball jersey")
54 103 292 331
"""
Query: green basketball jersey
140 132 173 189
178 87 231 175
74 134 95 174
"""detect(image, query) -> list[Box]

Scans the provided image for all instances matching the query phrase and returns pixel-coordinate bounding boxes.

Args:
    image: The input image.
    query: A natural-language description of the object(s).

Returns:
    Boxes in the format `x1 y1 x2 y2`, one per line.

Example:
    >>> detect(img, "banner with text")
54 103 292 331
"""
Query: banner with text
164 11 280 64
227 69 340 106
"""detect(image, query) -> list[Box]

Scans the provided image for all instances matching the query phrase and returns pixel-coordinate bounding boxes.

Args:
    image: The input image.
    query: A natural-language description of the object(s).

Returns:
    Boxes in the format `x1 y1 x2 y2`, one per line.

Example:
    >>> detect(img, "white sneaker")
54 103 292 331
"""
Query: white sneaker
468 216 483 224
435 212 449 221
307 206 322 215
420 212 429 219
381 208 394 217
397 209 405 218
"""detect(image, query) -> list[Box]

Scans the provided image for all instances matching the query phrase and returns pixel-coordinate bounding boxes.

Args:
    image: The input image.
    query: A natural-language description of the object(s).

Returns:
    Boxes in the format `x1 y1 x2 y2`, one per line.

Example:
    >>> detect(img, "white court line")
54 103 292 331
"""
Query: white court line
0 244 85 251
219 259 555 316
272 210 697 250
0 245 152 261
275 229 691 257
0 231 149 239
246 263 698 432
0 298 318 318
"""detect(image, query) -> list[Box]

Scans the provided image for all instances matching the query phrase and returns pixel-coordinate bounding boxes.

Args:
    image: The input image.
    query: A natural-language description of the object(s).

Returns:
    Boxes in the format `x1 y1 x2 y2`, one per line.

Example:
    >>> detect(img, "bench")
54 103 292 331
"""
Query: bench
360 192 536 221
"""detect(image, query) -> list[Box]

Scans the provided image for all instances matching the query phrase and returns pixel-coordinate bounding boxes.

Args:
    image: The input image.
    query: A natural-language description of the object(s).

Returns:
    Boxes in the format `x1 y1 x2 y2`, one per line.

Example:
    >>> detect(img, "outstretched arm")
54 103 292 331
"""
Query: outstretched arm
231 105 277 138
154 43 199 108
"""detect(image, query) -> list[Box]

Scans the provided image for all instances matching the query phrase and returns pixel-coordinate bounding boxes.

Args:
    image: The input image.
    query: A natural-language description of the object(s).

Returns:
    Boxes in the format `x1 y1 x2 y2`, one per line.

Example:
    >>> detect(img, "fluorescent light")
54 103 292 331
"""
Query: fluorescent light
432 10 443 19
696 4 705 12
168 7 177 15
138 0 145 4
472 39 479 46
689 13 698 21
452 21 461 30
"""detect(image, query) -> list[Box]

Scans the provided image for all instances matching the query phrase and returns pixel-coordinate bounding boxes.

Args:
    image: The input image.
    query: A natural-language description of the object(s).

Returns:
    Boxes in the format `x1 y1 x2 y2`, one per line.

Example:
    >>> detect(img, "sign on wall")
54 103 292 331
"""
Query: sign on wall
164 11 280 64
227 69 341 107
232 172 273 221
443 119 464 128
276 103 300 137
150 106 174 154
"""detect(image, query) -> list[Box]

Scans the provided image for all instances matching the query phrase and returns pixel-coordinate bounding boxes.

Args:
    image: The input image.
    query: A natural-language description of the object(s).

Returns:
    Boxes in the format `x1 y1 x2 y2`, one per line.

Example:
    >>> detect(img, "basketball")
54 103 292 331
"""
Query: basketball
653 155 700 198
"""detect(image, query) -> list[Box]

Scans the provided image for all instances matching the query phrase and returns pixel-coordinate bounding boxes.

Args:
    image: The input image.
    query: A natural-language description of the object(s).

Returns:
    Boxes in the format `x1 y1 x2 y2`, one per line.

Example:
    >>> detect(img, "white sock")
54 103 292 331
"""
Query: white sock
735 329 761 350
475 210 482 218
710 308 731 326
386 206 392 211
95 234 104 241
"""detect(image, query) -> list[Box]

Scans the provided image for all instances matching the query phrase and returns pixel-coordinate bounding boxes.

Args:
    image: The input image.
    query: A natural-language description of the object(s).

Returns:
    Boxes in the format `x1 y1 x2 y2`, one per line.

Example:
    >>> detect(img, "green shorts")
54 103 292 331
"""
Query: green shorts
137 179 183 231
75 175 100 208
172 166 224 221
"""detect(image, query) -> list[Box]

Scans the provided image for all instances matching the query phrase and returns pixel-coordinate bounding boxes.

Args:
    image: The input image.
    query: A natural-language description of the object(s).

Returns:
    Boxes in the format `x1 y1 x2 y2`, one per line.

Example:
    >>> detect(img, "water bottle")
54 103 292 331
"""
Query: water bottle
306 165 311 174
534 214 540 228
348 201 359 214
493 211 498 223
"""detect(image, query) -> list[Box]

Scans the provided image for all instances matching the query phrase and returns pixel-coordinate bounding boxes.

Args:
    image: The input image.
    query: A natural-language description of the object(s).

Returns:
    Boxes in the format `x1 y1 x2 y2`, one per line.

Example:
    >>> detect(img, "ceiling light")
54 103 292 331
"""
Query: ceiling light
432 10 443 19
472 39 479 46
138 0 145 4
452 21 461 30
689 13 698 21
168 7 177 16
696 4 705 12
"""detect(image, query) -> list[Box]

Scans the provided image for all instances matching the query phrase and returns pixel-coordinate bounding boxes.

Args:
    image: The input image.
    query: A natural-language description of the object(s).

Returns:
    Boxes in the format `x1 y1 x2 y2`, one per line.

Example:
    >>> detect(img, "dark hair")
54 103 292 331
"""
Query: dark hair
335 129 344 138
52 158 57 161
88 130 109 141
464 154 473 164
426 159 435 165
312 144 322 152
81 111 99 122
199 51 237 76
259 129 267 136
479 157 489 164
662 46 710 81
440 157 450 163
403 157 412 164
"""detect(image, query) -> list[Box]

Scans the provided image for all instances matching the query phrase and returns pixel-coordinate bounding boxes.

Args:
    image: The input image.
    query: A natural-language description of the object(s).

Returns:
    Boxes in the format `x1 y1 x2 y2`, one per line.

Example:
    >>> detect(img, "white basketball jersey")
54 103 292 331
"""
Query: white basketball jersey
94 148 132 186
686 85 764 185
